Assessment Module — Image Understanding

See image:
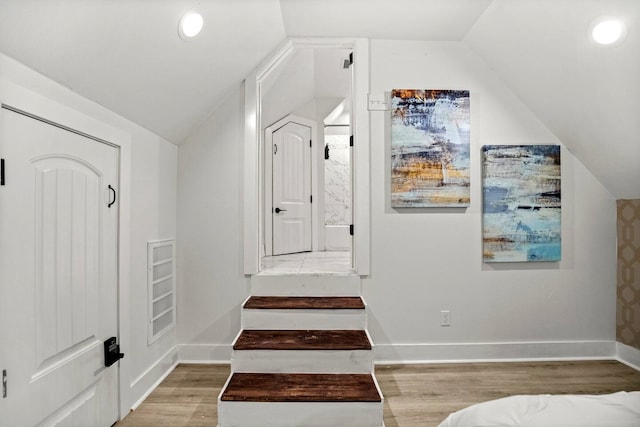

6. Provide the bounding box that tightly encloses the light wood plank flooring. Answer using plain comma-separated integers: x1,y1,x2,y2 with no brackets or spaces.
115,360,640,427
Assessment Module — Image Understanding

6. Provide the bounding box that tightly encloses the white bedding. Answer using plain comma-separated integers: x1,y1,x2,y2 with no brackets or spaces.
438,391,640,427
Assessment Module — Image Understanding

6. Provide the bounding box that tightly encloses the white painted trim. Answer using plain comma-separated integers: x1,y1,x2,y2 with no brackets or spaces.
373,340,616,364
350,38,370,275
256,40,296,82
116,130,133,420
616,342,640,371
243,37,370,275
129,348,179,411
243,75,260,274
178,344,233,363
250,273,362,296
218,401,383,427
242,308,367,330
231,349,373,373
177,341,617,366
244,40,297,273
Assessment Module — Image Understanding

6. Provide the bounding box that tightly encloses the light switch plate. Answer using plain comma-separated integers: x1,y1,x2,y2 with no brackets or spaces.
368,92,389,111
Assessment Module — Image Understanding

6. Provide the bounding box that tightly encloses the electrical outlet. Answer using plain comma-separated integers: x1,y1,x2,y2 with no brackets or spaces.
440,310,451,327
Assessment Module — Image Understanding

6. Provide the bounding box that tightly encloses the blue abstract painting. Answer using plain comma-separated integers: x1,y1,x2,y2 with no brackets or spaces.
482,145,561,262
391,89,470,207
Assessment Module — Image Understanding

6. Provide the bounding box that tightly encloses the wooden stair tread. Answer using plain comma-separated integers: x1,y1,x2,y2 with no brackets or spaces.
220,373,381,402
244,296,365,310
233,329,372,350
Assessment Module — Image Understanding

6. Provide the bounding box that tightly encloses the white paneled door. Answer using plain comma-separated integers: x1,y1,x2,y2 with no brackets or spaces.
272,122,312,255
0,107,120,427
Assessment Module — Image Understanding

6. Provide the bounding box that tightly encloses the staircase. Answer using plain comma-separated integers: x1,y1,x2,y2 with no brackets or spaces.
218,274,384,426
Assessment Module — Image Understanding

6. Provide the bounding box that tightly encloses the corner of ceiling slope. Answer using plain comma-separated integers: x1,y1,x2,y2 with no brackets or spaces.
460,1,639,200
278,0,493,40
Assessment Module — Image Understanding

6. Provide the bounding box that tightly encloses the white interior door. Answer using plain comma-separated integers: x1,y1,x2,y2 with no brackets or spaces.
0,107,120,427
272,122,312,255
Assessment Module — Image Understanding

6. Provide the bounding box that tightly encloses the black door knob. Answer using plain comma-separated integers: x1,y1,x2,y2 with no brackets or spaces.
274,207,287,213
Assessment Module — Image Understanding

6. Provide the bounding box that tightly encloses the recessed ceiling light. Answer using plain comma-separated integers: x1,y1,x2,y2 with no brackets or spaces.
178,11,204,40
590,17,627,46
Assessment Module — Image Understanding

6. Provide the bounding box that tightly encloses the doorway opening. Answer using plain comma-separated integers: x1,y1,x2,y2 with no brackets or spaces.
260,45,353,274
243,38,370,276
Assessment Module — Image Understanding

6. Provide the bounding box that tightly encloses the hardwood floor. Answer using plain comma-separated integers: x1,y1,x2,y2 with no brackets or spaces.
377,360,640,427
115,364,226,427
115,360,640,427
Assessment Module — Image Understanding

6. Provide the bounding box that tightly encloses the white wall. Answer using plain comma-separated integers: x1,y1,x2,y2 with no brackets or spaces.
177,84,250,361
176,39,617,363
126,127,178,407
0,53,178,415
262,48,315,129
365,40,617,361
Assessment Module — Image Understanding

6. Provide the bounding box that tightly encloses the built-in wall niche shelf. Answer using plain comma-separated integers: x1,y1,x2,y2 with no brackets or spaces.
147,239,176,345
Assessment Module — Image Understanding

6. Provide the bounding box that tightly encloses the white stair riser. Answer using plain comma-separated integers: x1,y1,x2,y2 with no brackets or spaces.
251,274,361,296
232,349,374,373
219,273,385,427
218,401,383,427
242,308,366,330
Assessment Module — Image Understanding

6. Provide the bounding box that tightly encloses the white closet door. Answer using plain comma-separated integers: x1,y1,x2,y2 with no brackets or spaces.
0,107,120,427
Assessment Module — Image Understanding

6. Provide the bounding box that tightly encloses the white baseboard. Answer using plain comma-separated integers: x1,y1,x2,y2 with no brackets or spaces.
373,340,617,364
178,343,232,363
129,346,179,411
616,342,640,371
176,340,618,365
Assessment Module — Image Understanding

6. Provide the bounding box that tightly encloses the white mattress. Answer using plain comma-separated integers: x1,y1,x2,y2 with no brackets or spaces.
438,391,640,427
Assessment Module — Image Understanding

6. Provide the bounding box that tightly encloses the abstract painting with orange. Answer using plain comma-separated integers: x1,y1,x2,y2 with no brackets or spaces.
391,89,470,207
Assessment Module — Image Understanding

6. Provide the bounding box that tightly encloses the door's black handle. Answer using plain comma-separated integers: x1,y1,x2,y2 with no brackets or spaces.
274,207,287,214
108,185,116,208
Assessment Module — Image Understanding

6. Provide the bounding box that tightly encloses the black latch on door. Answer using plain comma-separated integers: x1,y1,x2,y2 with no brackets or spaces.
104,337,124,367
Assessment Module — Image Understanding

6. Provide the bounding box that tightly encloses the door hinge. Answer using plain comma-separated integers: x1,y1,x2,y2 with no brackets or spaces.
1,158,5,186
349,224,354,236
309,139,312,148
343,52,354,68
310,195,313,203
349,135,354,147
2,369,7,398
324,144,330,160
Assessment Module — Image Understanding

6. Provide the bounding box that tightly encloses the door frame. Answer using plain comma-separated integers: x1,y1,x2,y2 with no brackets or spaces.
0,83,132,420
264,115,318,256
243,38,371,275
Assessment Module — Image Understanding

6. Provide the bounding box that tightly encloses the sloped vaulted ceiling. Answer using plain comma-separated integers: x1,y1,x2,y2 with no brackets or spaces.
466,0,640,199
0,0,286,143
0,0,637,198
